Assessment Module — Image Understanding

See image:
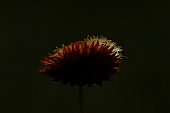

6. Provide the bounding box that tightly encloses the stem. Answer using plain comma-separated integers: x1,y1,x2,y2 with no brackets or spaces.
78,84,83,113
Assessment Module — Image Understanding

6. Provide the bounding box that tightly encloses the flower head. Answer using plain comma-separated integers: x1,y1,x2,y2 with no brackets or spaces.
39,36,123,87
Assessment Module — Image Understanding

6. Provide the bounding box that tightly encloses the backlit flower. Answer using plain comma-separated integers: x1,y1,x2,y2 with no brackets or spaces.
39,36,123,87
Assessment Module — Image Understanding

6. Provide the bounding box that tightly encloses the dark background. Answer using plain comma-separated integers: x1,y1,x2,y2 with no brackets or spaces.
0,0,170,113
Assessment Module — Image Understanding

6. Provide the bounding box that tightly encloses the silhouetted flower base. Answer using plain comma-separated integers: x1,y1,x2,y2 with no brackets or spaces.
39,35,124,113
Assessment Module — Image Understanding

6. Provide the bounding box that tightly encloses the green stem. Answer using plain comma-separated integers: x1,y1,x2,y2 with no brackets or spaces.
78,84,83,113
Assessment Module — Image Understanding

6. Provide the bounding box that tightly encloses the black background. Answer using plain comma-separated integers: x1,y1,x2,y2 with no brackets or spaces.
0,0,170,113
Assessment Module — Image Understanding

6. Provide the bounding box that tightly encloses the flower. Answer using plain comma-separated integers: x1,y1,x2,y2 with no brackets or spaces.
39,36,123,87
